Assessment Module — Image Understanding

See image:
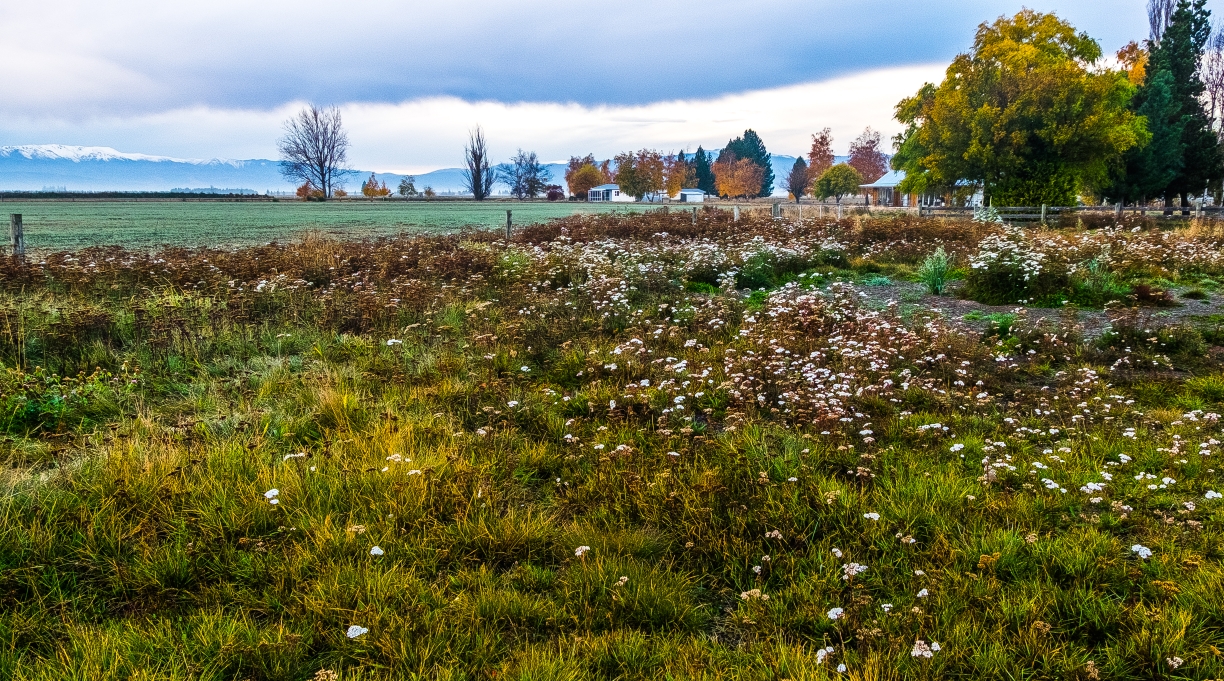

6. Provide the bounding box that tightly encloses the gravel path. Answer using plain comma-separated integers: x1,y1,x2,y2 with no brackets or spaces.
848,280,1224,339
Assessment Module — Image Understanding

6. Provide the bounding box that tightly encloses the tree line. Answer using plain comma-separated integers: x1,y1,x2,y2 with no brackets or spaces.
560,127,889,203
893,1,1224,208
276,111,892,203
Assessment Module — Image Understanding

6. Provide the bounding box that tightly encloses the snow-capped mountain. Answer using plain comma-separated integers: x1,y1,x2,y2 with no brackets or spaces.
0,145,291,193
2,145,204,164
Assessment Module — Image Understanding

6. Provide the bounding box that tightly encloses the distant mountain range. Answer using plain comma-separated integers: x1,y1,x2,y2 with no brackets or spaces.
0,145,841,198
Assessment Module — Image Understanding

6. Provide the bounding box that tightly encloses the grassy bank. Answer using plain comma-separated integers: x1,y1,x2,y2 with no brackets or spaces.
2,213,1224,680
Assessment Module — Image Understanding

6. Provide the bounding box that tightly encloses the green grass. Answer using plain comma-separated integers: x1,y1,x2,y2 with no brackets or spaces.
2,212,1224,680
0,200,654,252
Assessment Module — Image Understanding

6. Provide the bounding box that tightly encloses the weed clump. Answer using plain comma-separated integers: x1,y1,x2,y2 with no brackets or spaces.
916,246,953,295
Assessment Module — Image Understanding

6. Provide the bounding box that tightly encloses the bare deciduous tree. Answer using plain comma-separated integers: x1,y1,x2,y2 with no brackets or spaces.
784,157,809,202
462,127,497,200
278,105,350,199
1149,0,1176,45
1204,24,1224,135
500,149,551,199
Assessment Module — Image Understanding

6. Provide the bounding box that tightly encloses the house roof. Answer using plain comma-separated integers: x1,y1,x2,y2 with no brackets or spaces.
860,170,905,189
591,184,620,191
679,188,706,194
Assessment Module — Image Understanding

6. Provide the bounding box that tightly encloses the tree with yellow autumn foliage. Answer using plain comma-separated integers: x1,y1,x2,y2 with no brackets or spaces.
614,149,666,200
664,153,689,198
712,154,764,199
361,173,390,197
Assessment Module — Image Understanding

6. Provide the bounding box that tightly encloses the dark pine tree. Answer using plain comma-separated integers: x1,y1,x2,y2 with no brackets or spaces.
1149,0,1221,208
693,147,717,196
719,129,773,197
1108,69,1184,204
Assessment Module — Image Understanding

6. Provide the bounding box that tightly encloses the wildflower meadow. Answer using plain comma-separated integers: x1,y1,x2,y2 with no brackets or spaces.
3,211,1224,679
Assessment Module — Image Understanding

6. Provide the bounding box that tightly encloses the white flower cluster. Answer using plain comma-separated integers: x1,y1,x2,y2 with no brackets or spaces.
910,639,941,658
969,227,1049,282
841,562,868,580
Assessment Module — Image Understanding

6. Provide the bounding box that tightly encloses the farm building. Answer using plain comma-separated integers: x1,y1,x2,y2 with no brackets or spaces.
677,189,706,203
860,170,915,207
860,170,982,208
588,184,635,202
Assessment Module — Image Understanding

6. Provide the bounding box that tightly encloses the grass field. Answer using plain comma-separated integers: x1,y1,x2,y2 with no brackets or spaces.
0,200,652,252
3,211,1224,679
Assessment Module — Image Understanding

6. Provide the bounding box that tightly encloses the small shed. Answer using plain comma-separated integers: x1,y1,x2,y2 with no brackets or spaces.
588,184,635,202
678,189,706,203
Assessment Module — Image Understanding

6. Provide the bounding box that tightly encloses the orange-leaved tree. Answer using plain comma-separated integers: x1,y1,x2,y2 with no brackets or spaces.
712,155,764,199
361,173,390,197
566,154,609,199
808,128,835,179
664,153,688,198
296,182,324,200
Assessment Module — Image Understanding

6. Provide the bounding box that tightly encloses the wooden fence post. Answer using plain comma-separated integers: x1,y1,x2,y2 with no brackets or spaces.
9,214,23,258
691,207,697,224
1040,204,1047,224
505,210,512,242
733,205,739,222
1115,202,1122,219
837,203,843,220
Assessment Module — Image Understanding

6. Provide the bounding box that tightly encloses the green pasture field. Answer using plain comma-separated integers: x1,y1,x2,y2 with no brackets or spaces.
0,200,651,252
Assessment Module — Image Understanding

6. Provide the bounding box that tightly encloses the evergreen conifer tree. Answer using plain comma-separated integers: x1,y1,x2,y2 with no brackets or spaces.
693,147,717,196
719,130,773,197
1108,70,1184,203
1148,0,1221,206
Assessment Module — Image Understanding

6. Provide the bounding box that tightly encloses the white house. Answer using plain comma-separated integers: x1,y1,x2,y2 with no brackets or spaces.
588,184,635,202
860,170,983,208
678,189,706,203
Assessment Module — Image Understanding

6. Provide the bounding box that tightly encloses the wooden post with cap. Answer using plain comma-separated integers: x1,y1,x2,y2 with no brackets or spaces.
9,214,23,260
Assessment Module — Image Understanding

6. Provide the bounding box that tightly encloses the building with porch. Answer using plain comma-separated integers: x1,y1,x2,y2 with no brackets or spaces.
860,170,982,208
588,184,635,202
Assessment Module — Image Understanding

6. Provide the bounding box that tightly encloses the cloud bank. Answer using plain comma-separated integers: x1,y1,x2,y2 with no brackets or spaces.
0,64,945,172
0,1,1145,115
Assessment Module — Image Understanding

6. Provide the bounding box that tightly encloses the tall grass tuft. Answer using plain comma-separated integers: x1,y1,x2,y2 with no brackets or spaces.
916,246,953,295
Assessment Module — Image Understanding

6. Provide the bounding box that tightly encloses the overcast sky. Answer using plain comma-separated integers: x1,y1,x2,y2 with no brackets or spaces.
0,1,1152,172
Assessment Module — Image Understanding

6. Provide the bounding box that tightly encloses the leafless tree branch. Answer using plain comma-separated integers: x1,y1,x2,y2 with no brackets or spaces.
1205,23,1224,136
462,127,497,200
1149,0,1176,45
277,105,351,199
